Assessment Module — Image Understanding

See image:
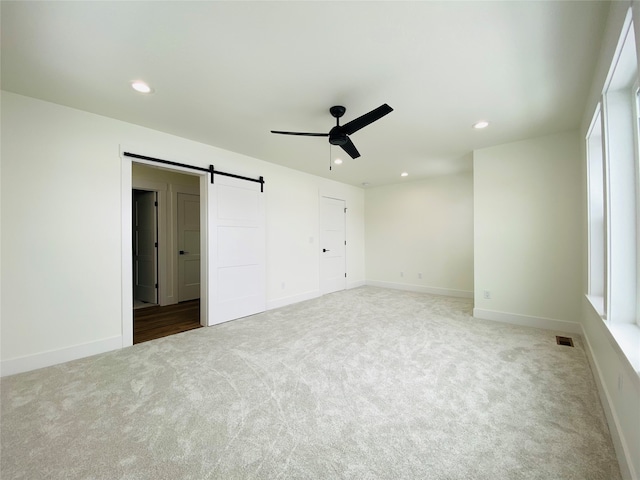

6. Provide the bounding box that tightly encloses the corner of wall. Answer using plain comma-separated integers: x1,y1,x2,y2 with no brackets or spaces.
472,308,583,334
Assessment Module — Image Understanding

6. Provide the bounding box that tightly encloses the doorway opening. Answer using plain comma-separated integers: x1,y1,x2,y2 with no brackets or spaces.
122,150,267,347
133,299,201,344
132,189,158,309
131,162,203,344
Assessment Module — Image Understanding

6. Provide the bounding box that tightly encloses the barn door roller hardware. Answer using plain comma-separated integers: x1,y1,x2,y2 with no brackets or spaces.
123,152,265,192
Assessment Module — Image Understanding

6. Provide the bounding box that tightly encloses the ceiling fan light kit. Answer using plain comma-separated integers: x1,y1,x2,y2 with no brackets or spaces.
271,103,393,159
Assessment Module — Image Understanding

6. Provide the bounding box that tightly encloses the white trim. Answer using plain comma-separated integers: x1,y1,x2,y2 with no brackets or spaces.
366,280,473,299
631,82,640,330
603,7,635,93
266,282,366,311
121,155,133,346
1,336,122,377
319,194,347,295
132,182,169,306
472,303,639,478
607,322,640,374
636,82,640,331
120,147,210,342
586,294,606,317
581,320,638,480
267,290,320,310
347,280,366,290
199,175,209,327
586,104,606,299
472,308,582,334
587,295,640,377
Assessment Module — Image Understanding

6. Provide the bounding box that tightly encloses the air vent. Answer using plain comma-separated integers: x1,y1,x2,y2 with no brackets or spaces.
556,336,574,347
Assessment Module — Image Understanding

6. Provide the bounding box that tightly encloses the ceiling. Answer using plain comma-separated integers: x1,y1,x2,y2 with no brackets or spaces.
1,1,610,187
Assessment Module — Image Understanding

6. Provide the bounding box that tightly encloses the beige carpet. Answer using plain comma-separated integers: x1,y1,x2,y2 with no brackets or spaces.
1,287,621,479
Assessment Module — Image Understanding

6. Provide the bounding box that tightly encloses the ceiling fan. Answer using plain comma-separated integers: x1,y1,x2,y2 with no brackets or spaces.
271,104,393,159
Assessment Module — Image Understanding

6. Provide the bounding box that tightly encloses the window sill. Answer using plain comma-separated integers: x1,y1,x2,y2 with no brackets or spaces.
606,322,640,375
586,294,605,316
586,295,640,375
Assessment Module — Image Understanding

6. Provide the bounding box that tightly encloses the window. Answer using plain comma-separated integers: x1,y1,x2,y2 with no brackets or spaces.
602,9,637,326
586,106,605,309
587,8,640,371
635,86,640,328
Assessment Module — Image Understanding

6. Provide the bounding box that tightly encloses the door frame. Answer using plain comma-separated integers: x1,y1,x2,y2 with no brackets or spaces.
131,179,171,306
132,188,159,305
121,151,209,347
319,193,347,295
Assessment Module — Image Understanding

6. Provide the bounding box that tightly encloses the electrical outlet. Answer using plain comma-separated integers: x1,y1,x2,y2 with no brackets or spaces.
418,272,422,279
400,271,404,278
483,290,491,299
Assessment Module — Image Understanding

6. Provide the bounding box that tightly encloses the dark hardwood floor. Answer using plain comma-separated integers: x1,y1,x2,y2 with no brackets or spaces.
133,299,202,344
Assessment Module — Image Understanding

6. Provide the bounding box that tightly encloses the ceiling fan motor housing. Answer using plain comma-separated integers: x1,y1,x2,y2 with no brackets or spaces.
329,126,348,145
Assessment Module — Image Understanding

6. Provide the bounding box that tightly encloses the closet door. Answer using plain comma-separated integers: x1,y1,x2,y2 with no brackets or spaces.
320,196,346,295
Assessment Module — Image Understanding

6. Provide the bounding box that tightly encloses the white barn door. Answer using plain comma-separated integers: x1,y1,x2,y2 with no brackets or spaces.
207,174,265,326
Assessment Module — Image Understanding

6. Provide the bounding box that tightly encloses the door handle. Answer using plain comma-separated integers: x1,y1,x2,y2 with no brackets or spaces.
179,250,189,255
322,248,330,252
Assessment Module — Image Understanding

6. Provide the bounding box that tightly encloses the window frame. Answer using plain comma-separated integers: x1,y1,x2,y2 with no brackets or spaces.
633,82,640,327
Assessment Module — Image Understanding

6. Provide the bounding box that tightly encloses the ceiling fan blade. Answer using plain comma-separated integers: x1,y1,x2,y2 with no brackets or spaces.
271,130,329,137
340,137,361,159
342,104,393,136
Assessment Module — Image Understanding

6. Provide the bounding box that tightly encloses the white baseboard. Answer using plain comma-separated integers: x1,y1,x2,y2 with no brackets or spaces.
580,324,637,480
366,280,473,298
473,306,636,478
1,335,122,377
267,290,320,310
472,308,582,334
266,281,367,311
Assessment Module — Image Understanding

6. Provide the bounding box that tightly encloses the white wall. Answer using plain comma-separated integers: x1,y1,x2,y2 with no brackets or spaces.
579,2,640,478
364,171,473,297
265,170,366,308
473,131,583,331
132,163,199,188
0,91,365,374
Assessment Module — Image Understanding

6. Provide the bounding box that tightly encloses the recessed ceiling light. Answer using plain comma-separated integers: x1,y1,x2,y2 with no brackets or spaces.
401,172,408,177
131,81,153,94
334,158,343,165
473,120,489,129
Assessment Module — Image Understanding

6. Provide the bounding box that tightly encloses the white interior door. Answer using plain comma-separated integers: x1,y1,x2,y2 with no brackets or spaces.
320,196,346,295
207,175,265,326
133,190,158,304
178,192,200,302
